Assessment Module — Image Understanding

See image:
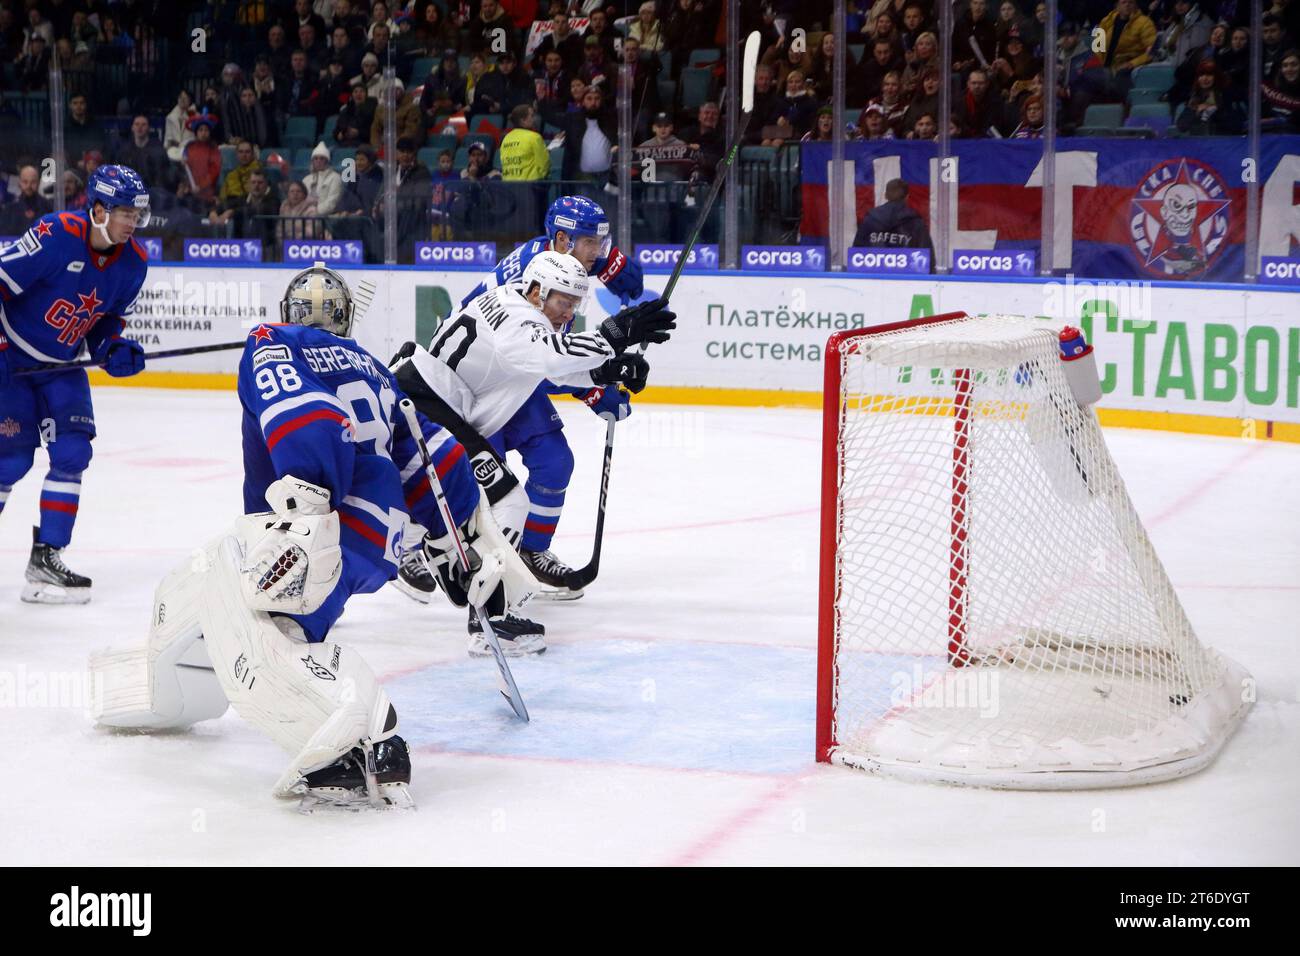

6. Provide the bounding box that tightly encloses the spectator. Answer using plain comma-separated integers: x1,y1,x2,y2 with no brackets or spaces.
227,86,276,149
768,69,820,143
765,35,815,92
534,49,571,125
566,77,590,114
629,1,666,54
115,115,171,190
219,63,247,125
464,53,493,115
334,144,383,237
1160,1,1214,67
262,23,292,78
320,56,353,113
279,48,323,120
475,51,533,118
902,67,940,134
461,142,500,182
500,105,550,181
420,50,468,119
17,33,50,91
619,36,662,134
1265,49,1300,130
584,9,620,61
0,165,51,235
366,1,397,43
335,82,377,147
329,23,363,77
21,7,54,56
532,12,585,73
371,79,425,147
63,170,87,210
870,11,904,55
365,21,405,80
898,4,932,52
298,23,327,72
1010,94,1046,137
560,85,616,184
746,64,783,144
183,116,223,202
278,180,320,240
220,141,264,208
303,142,344,215
578,35,612,92
872,71,909,133
990,35,1042,105
856,37,906,104
413,2,459,57
1069,0,1157,124
664,0,717,71
1217,26,1250,92
995,0,1038,57
852,178,931,261
902,30,941,95
165,90,197,163
679,100,724,181
908,111,938,140
956,69,1007,137
638,113,691,181
287,0,328,42
465,0,519,56
1263,13,1295,80
853,103,896,140
65,94,101,165
953,0,997,75
1178,59,1244,134
1172,20,1227,107
803,105,836,141
252,58,280,120
809,32,839,98
433,150,458,181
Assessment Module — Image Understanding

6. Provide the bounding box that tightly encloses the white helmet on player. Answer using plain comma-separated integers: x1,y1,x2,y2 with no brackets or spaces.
522,250,590,308
280,261,355,337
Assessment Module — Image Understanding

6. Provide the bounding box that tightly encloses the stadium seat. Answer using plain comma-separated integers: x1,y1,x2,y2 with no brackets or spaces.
687,48,721,69
453,146,470,170
1131,63,1175,91
219,144,237,172
740,146,777,164
293,147,316,168
546,147,564,180
1127,102,1173,132
658,50,672,74
657,78,676,109
849,43,865,63
321,115,338,142
283,116,317,148
680,67,713,110
1127,87,1166,106
331,146,357,165
411,57,437,80
1082,103,1123,128
417,147,443,169
427,133,459,153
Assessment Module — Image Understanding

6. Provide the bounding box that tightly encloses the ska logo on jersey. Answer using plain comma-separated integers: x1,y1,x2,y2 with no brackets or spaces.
43,288,105,347
249,325,276,343
1129,158,1231,279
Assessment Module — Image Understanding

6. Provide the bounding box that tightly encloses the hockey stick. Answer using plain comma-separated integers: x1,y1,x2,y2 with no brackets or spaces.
564,30,762,592
15,279,379,377
397,398,529,722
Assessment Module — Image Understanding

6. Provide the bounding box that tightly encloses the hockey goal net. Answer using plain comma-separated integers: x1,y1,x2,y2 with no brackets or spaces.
817,313,1249,789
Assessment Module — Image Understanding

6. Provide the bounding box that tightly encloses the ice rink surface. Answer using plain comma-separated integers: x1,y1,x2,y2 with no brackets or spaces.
1,387,1296,866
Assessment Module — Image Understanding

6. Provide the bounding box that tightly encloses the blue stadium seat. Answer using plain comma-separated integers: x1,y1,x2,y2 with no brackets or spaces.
411,57,437,80
687,49,721,69
1131,63,1175,91
679,67,713,110
331,146,357,165
546,147,563,180
283,116,317,148
427,133,459,153
321,115,338,142
1082,103,1123,128
1127,87,1166,106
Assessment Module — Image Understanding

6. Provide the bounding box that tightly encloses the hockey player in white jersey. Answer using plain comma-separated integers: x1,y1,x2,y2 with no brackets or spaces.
391,251,675,655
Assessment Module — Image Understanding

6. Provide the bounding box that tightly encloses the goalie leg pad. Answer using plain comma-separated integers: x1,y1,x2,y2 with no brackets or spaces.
198,536,400,795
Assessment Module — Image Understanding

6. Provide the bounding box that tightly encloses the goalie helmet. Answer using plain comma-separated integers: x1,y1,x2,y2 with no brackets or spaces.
522,250,591,306
280,261,355,337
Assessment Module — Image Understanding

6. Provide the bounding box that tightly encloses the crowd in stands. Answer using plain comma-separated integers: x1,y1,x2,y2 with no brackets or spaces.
0,1,1294,253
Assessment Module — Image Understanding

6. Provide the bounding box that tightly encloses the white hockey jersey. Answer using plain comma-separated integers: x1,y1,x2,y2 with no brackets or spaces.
404,284,615,438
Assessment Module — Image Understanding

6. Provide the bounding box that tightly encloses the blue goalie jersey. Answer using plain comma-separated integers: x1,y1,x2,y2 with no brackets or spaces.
0,211,148,366
237,323,478,640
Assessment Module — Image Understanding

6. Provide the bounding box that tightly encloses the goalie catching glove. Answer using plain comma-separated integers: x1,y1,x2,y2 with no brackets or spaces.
598,297,676,354
239,475,342,615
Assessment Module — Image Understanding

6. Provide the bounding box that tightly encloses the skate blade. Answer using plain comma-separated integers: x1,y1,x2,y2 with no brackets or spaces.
467,635,547,658
530,585,584,602
21,581,91,605
295,783,415,814
389,576,434,605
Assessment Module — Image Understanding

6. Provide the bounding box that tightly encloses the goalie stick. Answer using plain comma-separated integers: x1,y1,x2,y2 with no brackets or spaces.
15,279,378,376
397,398,530,723
564,30,762,591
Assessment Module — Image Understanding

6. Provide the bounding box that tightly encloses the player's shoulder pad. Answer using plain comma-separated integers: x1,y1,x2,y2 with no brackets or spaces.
128,237,148,262
242,323,298,369
20,212,83,253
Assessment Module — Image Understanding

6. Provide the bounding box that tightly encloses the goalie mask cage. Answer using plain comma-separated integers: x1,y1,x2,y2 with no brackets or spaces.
816,313,1250,789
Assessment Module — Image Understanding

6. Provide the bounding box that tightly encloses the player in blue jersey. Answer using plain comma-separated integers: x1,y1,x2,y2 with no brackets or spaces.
395,195,644,604
0,164,150,603
90,264,536,809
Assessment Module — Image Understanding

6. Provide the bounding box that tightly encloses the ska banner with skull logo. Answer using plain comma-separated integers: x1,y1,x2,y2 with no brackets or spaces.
800,137,1300,281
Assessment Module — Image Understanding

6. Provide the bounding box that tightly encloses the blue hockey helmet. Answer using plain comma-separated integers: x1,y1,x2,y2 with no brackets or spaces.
86,164,151,239
544,195,611,259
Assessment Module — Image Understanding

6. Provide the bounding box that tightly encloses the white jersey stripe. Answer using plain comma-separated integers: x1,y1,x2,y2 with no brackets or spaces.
0,264,24,295
42,480,82,495
527,503,565,518
341,494,391,525
258,391,350,431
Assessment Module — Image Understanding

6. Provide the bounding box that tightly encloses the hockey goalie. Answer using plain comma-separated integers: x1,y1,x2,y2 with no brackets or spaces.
86,263,535,810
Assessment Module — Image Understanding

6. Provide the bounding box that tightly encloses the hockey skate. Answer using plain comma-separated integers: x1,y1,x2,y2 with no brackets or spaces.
391,547,437,604
467,606,547,657
292,736,414,813
21,527,91,605
520,548,584,601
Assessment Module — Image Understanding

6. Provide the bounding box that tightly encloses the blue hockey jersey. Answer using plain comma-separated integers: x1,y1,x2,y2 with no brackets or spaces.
462,236,551,306
237,323,478,587
0,211,148,366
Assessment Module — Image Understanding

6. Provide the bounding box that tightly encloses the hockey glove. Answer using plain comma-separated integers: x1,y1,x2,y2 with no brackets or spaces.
591,353,650,394
95,336,145,378
579,385,632,422
595,247,644,299
598,298,676,354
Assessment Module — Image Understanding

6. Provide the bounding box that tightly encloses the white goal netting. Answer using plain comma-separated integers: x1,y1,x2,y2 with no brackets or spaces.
820,314,1250,788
